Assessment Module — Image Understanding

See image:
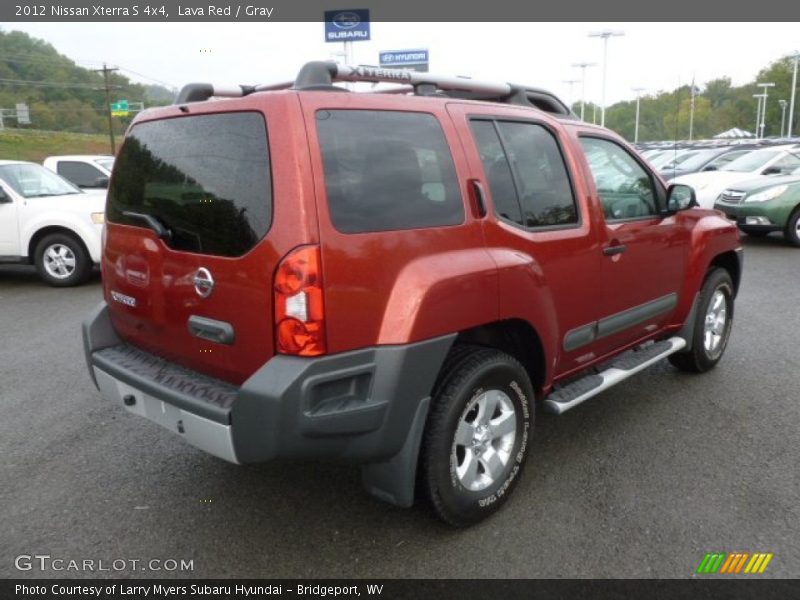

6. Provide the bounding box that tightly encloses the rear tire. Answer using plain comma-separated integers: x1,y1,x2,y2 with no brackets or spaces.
34,233,91,287
420,345,534,527
784,208,800,247
669,268,734,373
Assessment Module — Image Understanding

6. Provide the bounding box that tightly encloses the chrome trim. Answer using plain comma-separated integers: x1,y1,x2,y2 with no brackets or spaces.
193,267,215,298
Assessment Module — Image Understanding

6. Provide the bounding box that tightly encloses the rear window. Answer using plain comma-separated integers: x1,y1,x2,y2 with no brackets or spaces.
107,112,271,257
315,110,464,233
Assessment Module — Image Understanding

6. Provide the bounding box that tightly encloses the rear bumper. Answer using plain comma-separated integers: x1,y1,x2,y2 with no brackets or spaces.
83,302,455,466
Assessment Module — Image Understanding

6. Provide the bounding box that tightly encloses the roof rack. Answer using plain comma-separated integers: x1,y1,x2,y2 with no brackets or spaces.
174,61,576,119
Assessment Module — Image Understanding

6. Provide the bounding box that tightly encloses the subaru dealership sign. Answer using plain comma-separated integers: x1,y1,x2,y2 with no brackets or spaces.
324,9,370,42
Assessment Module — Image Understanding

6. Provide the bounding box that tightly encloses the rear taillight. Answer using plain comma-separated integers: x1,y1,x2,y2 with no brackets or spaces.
274,245,326,356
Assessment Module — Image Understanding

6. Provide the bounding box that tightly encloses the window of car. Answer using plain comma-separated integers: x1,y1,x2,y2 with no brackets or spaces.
95,158,114,171
0,163,81,198
579,137,658,221
56,161,107,188
469,119,578,228
769,153,800,174
705,149,749,169
316,110,464,234
720,149,780,172
107,111,272,258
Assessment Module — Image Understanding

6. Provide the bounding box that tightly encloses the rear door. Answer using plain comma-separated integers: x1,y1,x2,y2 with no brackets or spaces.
103,94,316,385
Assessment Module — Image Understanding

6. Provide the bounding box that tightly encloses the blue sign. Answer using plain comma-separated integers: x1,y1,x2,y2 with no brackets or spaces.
324,9,370,42
379,49,429,68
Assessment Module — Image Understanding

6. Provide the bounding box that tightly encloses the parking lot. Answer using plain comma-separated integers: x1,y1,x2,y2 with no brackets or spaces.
1,235,798,579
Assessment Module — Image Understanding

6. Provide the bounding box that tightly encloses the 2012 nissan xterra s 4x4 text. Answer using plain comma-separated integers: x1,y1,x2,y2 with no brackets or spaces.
83,62,742,526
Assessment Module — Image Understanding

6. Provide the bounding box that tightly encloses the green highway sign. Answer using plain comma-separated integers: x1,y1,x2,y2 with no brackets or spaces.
110,100,129,117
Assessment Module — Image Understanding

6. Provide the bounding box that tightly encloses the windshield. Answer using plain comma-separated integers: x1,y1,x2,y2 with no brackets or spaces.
721,149,780,172
651,150,689,168
95,158,114,171
0,163,81,197
674,149,724,171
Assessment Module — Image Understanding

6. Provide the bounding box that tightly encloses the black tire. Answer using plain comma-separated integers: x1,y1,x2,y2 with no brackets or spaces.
669,268,734,373
34,233,91,287
784,208,800,247
739,226,770,238
420,345,534,527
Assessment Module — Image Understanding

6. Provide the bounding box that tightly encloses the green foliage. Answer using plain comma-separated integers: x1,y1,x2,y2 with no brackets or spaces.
0,29,172,134
0,129,111,162
593,55,799,142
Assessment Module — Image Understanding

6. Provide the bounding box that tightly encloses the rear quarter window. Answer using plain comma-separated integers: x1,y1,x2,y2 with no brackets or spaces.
315,110,464,233
107,112,271,258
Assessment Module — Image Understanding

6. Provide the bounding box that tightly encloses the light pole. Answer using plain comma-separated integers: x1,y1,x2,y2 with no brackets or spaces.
779,99,788,137
589,29,624,127
632,87,645,143
563,79,579,112
571,61,597,121
757,82,775,138
753,93,765,139
788,52,799,138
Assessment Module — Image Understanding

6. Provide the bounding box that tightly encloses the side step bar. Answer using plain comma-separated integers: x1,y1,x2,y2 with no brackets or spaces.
543,337,687,415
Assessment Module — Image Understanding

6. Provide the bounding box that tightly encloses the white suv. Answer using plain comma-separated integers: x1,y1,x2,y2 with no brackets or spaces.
43,155,114,189
0,160,105,286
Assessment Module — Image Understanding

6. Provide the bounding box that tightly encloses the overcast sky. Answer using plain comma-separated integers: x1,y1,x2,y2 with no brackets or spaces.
6,22,799,106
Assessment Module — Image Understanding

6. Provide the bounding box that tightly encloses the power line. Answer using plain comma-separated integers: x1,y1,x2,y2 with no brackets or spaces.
116,65,176,90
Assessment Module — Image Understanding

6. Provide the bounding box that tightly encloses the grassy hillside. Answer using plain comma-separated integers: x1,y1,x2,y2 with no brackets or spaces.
0,128,112,162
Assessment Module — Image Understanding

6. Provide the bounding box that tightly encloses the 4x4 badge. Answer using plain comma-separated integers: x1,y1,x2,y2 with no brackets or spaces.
193,267,215,298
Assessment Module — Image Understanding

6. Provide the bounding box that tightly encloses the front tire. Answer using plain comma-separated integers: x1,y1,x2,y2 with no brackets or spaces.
784,208,800,247
34,233,91,287
669,268,734,373
420,345,534,527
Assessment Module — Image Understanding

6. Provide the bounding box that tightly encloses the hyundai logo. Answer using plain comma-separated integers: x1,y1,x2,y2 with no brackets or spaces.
332,12,360,29
193,267,215,298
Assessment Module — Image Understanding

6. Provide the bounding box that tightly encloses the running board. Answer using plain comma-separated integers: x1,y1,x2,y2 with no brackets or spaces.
543,337,687,415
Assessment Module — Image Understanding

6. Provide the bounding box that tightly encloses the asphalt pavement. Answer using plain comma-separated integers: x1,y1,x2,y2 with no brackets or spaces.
1,235,798,579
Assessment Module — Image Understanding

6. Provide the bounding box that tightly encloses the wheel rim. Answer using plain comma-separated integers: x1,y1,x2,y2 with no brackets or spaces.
703,289,728,356
795,218,800,236
452,389,517,492
43,244,76,279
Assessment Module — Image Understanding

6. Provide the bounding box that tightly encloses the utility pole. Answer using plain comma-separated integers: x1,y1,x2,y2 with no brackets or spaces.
571,62,596,121
589,29,624,127
632,87,645,143
753,94,765,139
757,82,775,139
688,76,697,142
788,52,798,138
95,63,119,154
562,79,579,111
779,99,788,137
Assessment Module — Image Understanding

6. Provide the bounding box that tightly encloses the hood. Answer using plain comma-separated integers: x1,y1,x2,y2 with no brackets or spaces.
24,191,106,215
724,173,800,193
670,170,758,188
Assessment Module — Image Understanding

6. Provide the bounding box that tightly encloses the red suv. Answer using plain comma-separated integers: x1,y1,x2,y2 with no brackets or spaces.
83,62,742,526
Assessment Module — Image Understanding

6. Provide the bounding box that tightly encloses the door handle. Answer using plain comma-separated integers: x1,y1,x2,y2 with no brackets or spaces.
602,244,627,257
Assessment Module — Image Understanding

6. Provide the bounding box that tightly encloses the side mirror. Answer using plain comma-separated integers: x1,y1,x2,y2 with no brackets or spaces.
0,187,11,203
761,166,781,175
666,183,697,212
703,165,718,171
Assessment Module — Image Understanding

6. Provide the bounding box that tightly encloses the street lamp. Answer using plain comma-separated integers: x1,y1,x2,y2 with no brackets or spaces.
756,82,775,138
632,87,646,143
571,61,597,122
779,99,788,137
588,29,624,127
563,79,579,111
788,52,799,138
753,94,765,139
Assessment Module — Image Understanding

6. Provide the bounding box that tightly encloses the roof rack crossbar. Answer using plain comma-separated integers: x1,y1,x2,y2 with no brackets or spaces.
174,83,258,104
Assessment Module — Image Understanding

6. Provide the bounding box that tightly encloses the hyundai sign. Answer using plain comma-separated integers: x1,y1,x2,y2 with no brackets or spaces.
379,49,430,72
324,9,370,42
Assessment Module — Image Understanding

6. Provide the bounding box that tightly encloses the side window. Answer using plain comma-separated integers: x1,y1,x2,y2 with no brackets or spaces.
579,137,658,221
770,154,800,174
316,110,464,234
470,119,578,228
56,161,105,188
469,120,523,225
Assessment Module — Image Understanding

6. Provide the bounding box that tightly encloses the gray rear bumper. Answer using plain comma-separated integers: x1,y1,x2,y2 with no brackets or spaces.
83,302,455,504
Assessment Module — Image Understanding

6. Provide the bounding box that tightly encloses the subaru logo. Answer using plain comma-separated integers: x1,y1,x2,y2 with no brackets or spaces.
193,267,215,298
332,12,360,29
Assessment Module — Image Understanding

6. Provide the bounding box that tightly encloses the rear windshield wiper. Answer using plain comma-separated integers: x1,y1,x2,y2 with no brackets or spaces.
122,211,172,241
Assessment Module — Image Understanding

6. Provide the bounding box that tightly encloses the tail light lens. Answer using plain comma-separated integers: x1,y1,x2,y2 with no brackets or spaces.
274,245,326,356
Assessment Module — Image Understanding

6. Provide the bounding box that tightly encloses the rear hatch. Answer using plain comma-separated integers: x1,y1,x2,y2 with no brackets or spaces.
102,97,313,385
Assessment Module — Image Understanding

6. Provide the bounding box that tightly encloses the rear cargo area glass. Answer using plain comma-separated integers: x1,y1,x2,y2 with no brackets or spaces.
107,112,271,257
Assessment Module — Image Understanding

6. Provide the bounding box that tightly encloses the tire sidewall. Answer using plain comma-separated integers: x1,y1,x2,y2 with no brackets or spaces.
35,234,89,287
785,209,800,247
693,270,734,370
431,358,533,524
